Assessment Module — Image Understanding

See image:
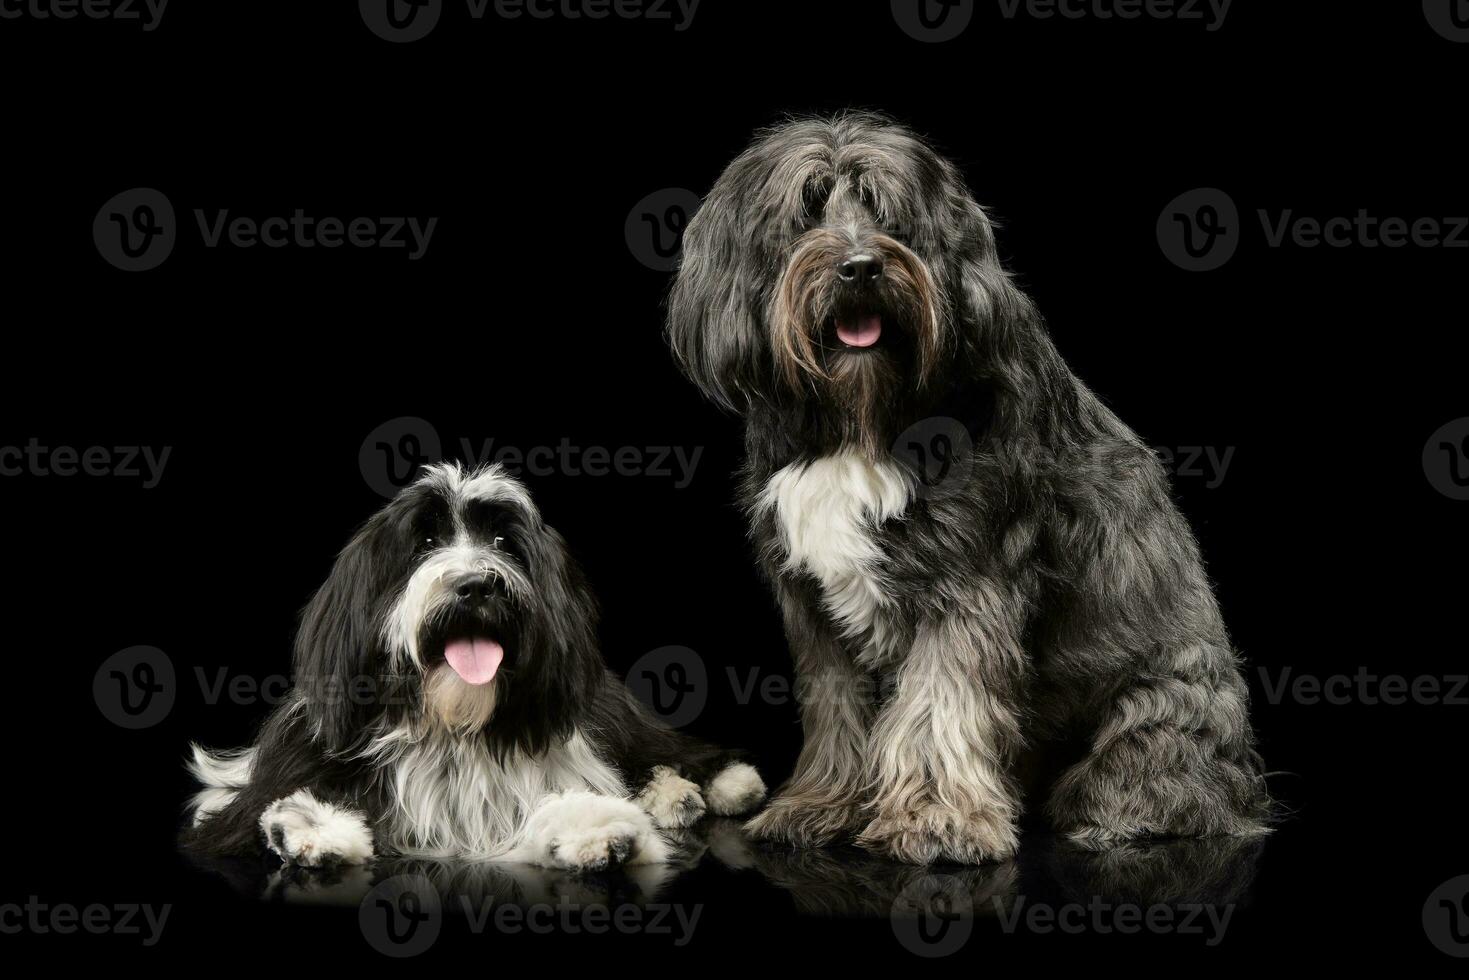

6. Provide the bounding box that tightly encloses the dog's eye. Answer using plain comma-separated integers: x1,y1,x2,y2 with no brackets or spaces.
409,498,452,553
801,176,832,220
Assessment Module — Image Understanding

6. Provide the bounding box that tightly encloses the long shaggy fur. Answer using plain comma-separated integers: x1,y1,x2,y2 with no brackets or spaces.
666,112,1270,863
181,463,763,870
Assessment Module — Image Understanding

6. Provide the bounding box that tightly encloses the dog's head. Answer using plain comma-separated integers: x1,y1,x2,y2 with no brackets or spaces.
668,112,1036,452
293,463,601,756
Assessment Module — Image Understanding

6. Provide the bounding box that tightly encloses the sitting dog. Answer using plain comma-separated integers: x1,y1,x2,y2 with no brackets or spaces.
182,462,765,870
665,112,1270,863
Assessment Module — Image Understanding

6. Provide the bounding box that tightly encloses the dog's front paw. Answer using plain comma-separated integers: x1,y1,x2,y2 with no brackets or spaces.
260,790,374,868
636,766,707,829
743,791,865,847
705,762,767,816
530,791,670,872
856,804,1018,865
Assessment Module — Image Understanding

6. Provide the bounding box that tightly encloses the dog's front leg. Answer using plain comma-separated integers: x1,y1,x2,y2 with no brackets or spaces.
744,578,875,846
514,791,671,871
856,605,1026,864
260,789,375,867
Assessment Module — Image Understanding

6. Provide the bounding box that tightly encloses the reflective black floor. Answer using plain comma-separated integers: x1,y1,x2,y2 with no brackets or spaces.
191,818,1265,921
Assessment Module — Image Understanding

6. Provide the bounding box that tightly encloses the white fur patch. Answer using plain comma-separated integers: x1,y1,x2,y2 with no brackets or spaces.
513,790,669,870
635,765,706,828
260,789,375,867
361,727,632,860
186,744,256,826
422,664,499,734
760,452,913,663
704,762,767,816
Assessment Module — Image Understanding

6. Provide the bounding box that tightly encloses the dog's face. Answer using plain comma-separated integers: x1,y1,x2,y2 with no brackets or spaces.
294,463,601,754
669,113,1028,452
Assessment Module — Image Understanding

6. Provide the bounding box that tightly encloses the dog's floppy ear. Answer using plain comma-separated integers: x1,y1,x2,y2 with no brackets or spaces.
293,519,402,752
491,521,602,757
943,182,1077,440
666,161,773,414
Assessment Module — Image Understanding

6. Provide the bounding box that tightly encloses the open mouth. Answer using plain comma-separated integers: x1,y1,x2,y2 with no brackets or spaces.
441,635,506,686
834,313,883,349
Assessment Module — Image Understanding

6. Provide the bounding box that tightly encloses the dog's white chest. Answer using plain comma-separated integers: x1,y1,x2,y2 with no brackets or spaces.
760,452,913,650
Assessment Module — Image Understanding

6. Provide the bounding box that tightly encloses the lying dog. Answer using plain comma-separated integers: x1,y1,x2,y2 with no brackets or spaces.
182,462,765,870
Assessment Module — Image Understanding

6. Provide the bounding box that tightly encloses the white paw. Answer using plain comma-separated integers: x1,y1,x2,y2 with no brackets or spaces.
260,789,374,868
704,763,767,816
635,765,707,828
525,791,669,872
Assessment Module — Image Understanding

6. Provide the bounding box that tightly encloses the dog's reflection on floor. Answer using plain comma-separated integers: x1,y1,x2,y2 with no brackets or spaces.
1039,833,1266,910
704,818,1020,918
200,819,1264,918
705,819,1263,918
251,830,701,910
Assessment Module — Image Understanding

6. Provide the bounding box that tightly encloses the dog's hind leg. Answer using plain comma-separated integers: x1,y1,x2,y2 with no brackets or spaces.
1046,645,1272,847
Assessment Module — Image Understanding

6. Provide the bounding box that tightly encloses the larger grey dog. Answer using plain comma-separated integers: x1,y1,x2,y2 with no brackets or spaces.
665,113,1270,864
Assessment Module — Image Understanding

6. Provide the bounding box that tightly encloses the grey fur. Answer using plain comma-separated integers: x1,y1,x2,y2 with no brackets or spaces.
666,112,1270,863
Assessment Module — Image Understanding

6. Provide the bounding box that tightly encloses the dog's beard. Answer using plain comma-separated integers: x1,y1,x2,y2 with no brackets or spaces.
772,229,945,456
422,665,499,736
385,540,524,738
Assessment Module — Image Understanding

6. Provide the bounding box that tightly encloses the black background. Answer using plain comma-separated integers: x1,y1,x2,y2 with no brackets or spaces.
1,0,1464,967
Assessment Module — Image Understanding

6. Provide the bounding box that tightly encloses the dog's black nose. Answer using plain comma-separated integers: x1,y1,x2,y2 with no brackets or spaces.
837,253,883,285
451,574,497,605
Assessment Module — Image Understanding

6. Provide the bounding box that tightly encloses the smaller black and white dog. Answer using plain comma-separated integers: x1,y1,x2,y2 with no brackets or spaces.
183,463,765,870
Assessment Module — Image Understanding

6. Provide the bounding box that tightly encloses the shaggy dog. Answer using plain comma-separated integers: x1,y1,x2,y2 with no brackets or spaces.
665,112,1270,864
182,463,765,870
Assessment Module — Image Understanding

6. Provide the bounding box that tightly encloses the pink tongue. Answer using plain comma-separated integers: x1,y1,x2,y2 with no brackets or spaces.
836,314,882,348
443,637,504,686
